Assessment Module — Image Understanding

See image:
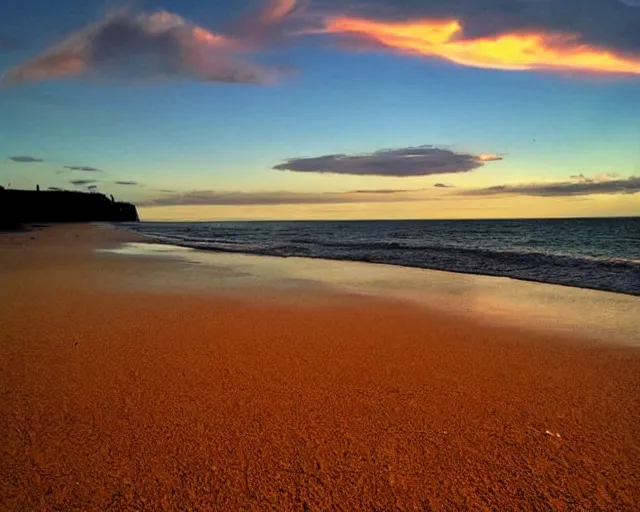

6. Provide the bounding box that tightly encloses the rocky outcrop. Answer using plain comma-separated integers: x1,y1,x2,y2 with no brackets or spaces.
0,189,139,229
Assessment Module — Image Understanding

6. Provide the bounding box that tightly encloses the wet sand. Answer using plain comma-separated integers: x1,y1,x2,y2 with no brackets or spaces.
1,224,639,511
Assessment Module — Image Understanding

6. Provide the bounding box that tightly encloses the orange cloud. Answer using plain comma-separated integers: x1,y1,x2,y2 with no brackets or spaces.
323,16,640,75
477,153,503,162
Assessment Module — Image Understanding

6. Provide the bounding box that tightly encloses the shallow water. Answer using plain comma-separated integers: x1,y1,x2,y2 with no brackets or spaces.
101,241,640,347
123,218,640,296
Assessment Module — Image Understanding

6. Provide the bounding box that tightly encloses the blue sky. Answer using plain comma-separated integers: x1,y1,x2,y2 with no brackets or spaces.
1,0,639,219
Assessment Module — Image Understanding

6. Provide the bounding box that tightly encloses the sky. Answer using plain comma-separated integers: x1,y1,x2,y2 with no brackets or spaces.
0,0,639,220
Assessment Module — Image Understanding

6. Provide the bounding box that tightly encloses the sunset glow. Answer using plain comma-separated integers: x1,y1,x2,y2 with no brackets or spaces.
477,154,502,162
324,16,640,75
2,0,639,221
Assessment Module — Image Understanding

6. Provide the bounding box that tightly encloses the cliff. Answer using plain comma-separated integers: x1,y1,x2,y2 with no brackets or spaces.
0,189,139,229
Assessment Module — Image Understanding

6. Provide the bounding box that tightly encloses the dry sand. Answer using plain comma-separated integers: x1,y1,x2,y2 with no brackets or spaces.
1,224,639,511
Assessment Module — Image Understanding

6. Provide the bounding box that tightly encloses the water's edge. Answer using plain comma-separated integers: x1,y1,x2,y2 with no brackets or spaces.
119,225,640,298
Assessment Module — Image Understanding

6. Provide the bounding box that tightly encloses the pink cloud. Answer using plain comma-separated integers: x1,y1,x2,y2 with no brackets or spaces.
1,2,298,86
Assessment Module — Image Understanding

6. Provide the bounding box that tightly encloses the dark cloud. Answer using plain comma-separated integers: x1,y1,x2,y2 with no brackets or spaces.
65,165,102,172
273,146,502,177
464,176,640,197
139,188,430,207
47,187,63,191
70,179,98,186
318,0,640,55
9,156,43,163
114,180,140,186
1,4,291,87
87,185,98,190
434,183,453,188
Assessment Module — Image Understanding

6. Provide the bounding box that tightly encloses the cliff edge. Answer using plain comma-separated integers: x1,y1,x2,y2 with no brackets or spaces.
0,189,139,229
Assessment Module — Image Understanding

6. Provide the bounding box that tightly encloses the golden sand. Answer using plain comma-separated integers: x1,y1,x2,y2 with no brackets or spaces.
1,224,639,510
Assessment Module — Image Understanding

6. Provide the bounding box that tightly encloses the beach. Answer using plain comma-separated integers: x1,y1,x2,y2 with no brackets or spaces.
1,224,639,511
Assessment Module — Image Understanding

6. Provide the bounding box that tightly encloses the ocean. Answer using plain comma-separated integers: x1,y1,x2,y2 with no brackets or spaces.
125,217,640,296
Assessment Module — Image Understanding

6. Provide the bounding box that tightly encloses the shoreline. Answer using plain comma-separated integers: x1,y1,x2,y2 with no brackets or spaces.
121,218,640,297
123,229,640,298
1,223,639,510
107,227,640,347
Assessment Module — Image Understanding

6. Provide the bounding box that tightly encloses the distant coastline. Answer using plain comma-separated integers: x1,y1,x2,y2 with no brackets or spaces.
0,188,139,229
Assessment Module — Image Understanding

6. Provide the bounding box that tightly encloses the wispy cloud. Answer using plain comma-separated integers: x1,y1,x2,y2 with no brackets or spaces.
349,188,426,194
1,1,296,87
64,165,102,172
570,172,620,182
70,179,98,186
463,175,640,197
257,0,299,25
9,156,43,163
114,180,140,186
311,0,640,75
273,146,503,177
234,0,300,43
139,188,431,207
434,183,453,188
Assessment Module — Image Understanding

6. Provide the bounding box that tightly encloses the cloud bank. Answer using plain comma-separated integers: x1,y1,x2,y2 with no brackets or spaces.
273,146,503,177
138,175,640,209
114,180,140,186
4,0,638,84
9,156,43,163
139,188,429,207
314,0,640,75
1,1,296,87
464,175,640,197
